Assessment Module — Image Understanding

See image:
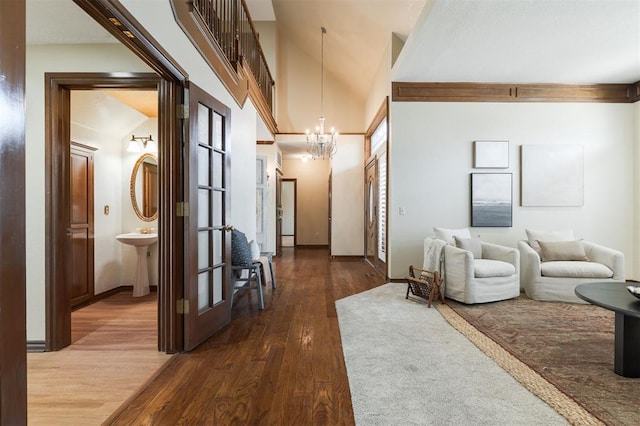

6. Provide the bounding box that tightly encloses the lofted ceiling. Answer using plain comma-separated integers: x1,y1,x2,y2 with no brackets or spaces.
26,0,640,140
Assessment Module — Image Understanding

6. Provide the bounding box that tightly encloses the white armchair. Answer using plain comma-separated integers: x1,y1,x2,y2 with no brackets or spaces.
443,239,520,304
519,235,625,303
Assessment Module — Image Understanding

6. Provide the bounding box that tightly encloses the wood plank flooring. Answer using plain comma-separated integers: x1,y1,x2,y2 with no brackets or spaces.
27,292,172,425
107,248,386,425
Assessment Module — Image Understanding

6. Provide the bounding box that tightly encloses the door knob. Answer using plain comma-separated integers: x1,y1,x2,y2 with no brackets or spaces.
221,225,234,232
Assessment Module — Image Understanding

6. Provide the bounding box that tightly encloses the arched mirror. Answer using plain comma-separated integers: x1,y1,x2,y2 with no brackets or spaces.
130,153,158,221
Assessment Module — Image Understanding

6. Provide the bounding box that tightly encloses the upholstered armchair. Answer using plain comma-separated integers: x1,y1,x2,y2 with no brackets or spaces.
437,230,520,304
518,229,625,303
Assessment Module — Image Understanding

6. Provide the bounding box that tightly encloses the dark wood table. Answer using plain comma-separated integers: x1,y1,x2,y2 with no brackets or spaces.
575,282,640,378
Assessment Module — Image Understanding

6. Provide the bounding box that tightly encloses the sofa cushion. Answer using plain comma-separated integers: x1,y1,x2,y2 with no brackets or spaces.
434,227,471,245
538,240,589,262
455,236,482,259
525,228,574,254
541,261,613,279
474,259,516,278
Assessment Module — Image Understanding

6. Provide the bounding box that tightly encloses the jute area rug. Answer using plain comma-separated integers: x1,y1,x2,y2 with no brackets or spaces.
443,294,640,426
336,283,569,425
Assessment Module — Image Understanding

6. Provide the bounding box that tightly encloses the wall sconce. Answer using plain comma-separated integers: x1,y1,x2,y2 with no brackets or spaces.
127,134,157,153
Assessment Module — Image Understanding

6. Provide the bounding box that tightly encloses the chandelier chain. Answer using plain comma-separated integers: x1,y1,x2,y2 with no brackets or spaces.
305,26,338,160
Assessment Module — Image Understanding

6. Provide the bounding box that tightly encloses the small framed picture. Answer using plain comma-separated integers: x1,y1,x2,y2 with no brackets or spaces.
473,141,509,168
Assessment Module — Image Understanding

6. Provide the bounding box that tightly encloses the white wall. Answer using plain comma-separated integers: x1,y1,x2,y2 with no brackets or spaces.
26,44,154,341
331,134,365,256
275,27,364,133
256,144,278,253
281,181,295,235
120,119,159,289
388,101,637,280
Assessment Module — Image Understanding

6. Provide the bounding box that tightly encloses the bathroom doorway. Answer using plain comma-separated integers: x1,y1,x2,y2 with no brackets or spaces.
45,73,165,351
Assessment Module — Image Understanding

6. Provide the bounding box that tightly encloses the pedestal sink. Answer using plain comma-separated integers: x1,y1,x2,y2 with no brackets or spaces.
116,233,158,297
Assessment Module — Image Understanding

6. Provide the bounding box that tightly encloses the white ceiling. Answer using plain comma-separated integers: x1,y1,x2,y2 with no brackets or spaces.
393,0,640,84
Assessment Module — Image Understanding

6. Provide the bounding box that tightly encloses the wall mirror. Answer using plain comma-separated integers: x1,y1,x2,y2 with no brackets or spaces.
130,153,158,222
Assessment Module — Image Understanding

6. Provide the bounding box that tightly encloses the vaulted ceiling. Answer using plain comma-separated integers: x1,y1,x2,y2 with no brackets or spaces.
27,0,640,112
249,0,639,101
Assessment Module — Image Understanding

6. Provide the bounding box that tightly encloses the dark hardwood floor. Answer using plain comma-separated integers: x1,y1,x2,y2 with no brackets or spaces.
106,247,386,425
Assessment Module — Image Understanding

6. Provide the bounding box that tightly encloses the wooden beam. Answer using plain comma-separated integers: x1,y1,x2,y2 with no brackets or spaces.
392,82,637,103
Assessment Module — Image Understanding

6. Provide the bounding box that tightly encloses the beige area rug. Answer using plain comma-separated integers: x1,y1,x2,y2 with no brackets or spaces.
336,283,572,425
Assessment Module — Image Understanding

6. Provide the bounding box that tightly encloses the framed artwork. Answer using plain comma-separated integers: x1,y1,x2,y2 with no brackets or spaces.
471,173,512,227
521,144,584,206
473,140,509,168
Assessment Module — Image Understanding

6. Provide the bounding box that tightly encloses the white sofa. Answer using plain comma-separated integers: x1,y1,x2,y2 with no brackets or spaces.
518,229,625,303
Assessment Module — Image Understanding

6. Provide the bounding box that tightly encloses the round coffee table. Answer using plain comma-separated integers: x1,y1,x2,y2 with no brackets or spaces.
575,282,640,378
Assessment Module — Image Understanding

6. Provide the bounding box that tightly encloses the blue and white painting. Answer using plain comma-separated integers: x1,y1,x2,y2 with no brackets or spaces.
471,173,512,227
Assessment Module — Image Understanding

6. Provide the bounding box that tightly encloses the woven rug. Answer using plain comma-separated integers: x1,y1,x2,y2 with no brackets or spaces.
440,296,640,426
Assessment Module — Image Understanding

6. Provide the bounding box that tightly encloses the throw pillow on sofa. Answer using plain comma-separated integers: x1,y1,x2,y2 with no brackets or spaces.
538,240,589,262
434,227,471,245
525,228,574,254
454,236,483,259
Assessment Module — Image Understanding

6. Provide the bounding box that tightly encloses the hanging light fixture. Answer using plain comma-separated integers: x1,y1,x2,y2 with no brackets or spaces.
127,134,157,153
306,26,338,160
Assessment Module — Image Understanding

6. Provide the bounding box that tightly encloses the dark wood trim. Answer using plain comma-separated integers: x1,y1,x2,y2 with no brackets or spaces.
364,97,389,161
631,81,640,103
244,59,278,135
73,0,187,83
330,255,365,261
169,0,277,135
295,245,330,249
392,82,637,103
70,284,157,312
27,341,46,353
277,132,366,136
257,140,275,145
0,0,27,422
44,73,184,354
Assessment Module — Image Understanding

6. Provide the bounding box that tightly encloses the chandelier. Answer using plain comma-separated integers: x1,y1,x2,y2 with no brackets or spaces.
306,26,338,160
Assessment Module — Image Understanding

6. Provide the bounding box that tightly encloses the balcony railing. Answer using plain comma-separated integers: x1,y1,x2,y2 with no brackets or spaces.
191,0,275,113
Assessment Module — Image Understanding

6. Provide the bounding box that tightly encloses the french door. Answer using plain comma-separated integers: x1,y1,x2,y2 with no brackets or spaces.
184,82,232,351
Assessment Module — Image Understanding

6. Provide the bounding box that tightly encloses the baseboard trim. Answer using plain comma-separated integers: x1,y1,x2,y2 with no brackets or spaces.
27,340,46,353
331,255,364,261
72,285,158,312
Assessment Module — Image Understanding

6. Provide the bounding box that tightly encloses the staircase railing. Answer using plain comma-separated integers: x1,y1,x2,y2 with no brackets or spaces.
191,0,274,112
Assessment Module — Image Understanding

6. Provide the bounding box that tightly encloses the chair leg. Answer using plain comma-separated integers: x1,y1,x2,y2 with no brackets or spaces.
255,265,264,310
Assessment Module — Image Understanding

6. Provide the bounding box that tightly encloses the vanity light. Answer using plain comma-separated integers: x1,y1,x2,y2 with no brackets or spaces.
128,134,157,153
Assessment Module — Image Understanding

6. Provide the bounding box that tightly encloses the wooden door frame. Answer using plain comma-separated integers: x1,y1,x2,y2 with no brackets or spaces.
44,1,189,355
45,73,167,351
0,0,27,422
282,178,297,247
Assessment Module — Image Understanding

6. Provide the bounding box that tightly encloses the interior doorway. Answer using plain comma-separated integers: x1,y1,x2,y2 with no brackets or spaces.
45,73,164,351
281,179,297,247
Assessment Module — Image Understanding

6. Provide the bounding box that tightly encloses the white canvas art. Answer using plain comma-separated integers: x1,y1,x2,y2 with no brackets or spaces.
474,141,509,168
521,144,584,206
